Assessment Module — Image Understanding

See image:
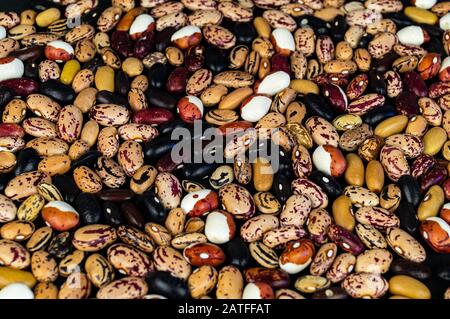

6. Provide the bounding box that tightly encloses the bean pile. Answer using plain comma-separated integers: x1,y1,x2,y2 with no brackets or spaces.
0,0,450,300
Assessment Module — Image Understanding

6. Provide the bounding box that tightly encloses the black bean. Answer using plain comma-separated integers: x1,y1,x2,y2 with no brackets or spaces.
52,174,80,204
234,22,256,45
74,192,103,225
363,104,397,127
146,271,189,299
224,236,250,269
155,27,176,52
309,171,342,201
71,150,102,170
14,147,40,176
303,93,335,122
146,87,177,110
395,201,420,234
102,201,125,227
136,191,167,224
390,259,432,281
205,46,228,73
39,80,75,104
398,175,422,207
120,201,146,229
96,90,128,106
114,70,130,96
271,172,293,204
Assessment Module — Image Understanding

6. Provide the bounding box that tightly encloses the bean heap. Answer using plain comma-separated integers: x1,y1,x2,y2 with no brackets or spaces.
0,0,450,300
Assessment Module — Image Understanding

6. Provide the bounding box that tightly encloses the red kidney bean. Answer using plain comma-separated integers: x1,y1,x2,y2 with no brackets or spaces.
323,83,347,113
166,67,190,94
0,78,39,96
0,123,24,138
403,71,428,98
271,54,290,73
133,108,174,126
134,29,155,60
395,91,419,116
184,46,204,72
111,31,133,58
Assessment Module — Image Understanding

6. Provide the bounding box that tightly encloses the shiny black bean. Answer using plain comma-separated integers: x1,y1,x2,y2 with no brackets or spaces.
96,90,128,106
427,251,450,270
395,201,419,234
136,190,167,224
52,174,80,204
39,80,75,104
180,163,219,183
148,63,172,89
146,87,177,110
224,236,250,269
205,46,228,73
331,15,347,42
0,173,12,193
102,201,125,227
397,175,421,207
271,172,293,204
24,60,39,79
115,70,130,96
368,70,386,96
0,87,13,109
363,104,397,127
309,171,342,200
146,271,189,299
14,147,40,176
74,192,103,225
71,150,102,170
143,133,178,163
390,259,432,281
303,93,335,122
155,27,176,52
358,34,373,48
120,201,146,229
234,22,256,45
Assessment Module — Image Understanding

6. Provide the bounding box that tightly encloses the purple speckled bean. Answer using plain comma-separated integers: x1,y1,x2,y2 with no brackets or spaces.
420,164,448,192
327,224,365,255
411,154,436,179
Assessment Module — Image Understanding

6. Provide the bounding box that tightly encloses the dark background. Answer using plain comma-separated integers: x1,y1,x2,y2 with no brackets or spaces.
0,0,33,12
